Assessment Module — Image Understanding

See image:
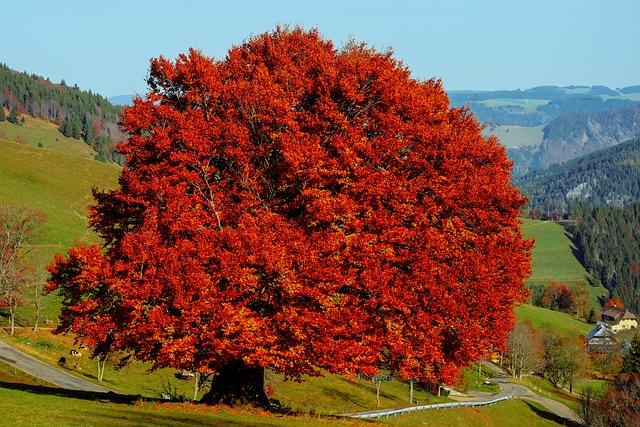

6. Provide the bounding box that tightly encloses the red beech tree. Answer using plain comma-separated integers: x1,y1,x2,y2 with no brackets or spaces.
47,28,531,404
604,298,624,309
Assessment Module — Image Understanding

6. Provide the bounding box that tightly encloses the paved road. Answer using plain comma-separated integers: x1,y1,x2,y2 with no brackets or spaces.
342,373,582,424
0,339,114,393
480,360,581,423
493,377,582,424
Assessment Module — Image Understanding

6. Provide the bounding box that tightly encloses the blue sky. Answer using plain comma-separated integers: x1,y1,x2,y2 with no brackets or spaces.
2,0,638,97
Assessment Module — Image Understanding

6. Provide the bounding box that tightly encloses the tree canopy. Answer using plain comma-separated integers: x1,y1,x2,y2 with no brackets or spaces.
47,28,531,403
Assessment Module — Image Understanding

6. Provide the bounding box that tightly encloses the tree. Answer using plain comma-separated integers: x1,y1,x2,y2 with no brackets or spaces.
621,333,640,374
595,374,640,427
579,385,603,427
47,28,531,405
0,206,42,335
570,283,590,319
0,107,6,122
507,320,544,379
541,282,574,312
604,298,624,310
8,106,18,124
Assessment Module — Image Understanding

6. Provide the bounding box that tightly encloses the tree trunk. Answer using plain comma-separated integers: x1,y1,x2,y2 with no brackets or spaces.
193,372,200,401
9,296,16,336
409,379,414,404
375,379,381,407
201,360,268,406
97,354,107,382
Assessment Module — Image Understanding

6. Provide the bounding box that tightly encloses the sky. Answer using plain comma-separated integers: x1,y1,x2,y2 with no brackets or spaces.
2,0,639,97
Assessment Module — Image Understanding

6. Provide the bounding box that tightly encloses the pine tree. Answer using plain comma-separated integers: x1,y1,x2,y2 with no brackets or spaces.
621,333,640,374
8,106,18,124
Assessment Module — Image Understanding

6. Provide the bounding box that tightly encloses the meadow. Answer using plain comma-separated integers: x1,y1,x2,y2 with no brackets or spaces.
484,124,545,148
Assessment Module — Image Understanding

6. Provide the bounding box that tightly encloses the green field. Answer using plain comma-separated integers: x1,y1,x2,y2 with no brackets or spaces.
515,304,592,338
483,125,545,148
522,219,587,283
1,328,446,415
477,98,549,111
0,134,120,323
0,115,96,158
522,218,607,307
0,361,566,427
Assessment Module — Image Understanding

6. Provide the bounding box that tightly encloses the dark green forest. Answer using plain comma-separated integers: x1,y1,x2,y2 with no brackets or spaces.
516,138,640,217
0,63,124,163
569,202,640,313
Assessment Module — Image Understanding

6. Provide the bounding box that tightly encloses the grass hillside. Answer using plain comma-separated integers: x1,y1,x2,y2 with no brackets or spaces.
0,136,119,323
0,382,566,427
0,136,119,247
521,218,607,307
515,305,591,338
484,124,545,148
0,115,96,158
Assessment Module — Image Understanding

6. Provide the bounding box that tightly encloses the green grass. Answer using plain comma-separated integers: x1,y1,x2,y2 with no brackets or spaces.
0,115,96,159
574,379,606,394
484,125,545,148
1,328,446,414
0,384,364,427
0,137,120,323
515,305,591,338
1,329,197,399
516,375,581,415
0,365,566,427
269,372,447,415
382,399,564,426
522,219,587,283
522,219,607,308
459,365,500,393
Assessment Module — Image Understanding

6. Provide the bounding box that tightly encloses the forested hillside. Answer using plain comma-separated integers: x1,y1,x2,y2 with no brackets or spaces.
516,138,640,217
570,202,640,313
508,105,640,175
449,85,640,127
0,64,124,162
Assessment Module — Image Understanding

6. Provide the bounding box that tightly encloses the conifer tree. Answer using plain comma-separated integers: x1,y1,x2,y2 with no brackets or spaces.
8,106,18,124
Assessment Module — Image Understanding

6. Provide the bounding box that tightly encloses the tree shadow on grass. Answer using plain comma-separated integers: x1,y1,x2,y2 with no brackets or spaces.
0,379,296,418
521,400,582,427
0,379,144,403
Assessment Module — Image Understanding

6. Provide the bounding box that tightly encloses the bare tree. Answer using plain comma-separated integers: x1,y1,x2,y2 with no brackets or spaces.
30,263,48,332
507,320,544,379
0,206,42,335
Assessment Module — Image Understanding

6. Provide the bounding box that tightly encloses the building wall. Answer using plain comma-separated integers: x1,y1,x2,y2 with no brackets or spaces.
611,319,638,332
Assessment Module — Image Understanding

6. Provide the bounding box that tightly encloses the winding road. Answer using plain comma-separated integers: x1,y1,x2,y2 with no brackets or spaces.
0,339,114,393
342,362,582,425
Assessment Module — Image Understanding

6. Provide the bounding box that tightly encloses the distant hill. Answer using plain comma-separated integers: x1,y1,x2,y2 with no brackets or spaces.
449,85,640,127
0,64,124,163
509,106,640,176
516,137,640,216
108,94,134,106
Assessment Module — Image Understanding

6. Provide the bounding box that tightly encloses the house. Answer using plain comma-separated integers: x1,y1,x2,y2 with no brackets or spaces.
585,323,619,353
601,307,638,332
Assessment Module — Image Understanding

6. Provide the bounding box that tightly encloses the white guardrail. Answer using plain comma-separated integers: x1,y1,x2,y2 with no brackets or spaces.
341,395,513,419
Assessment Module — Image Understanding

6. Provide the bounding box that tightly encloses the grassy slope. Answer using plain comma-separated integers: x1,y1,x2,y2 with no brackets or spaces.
484,125,546,148
522,218,607,307
384,399,563,426
0,116,96,159
0,365,565,427
1,328,447,415
515,305,591,338
0,137,120,322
